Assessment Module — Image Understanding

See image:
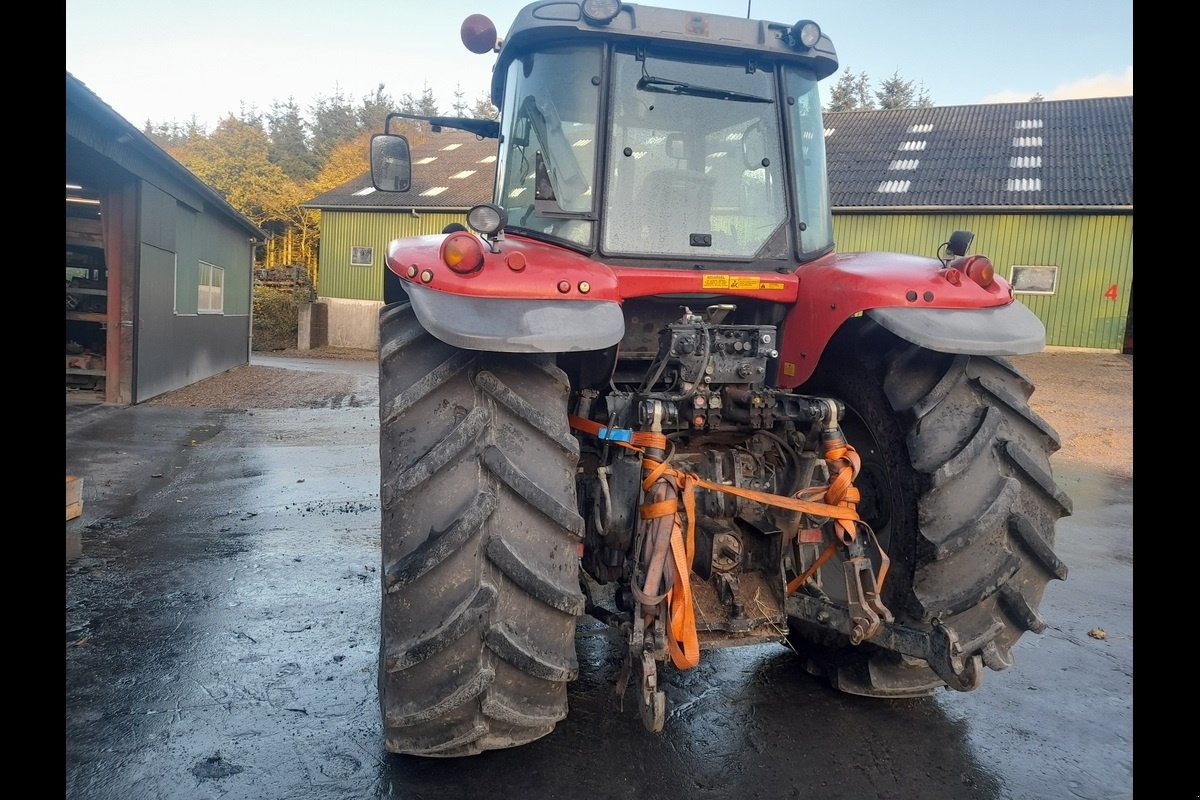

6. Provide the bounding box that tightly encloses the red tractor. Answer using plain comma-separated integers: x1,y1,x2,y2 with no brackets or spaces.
369,0,1070,757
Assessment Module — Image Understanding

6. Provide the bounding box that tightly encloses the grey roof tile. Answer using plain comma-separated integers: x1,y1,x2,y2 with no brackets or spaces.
824,96,1132,208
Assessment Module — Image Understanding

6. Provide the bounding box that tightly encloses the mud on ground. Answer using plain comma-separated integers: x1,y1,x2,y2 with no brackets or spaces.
147,346,1132,478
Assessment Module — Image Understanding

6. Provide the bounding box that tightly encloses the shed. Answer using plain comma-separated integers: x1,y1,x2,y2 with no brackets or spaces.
66,72,264,405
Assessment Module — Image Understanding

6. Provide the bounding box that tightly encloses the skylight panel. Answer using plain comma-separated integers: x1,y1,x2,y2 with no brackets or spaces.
876,180,911,193
1005,178,1043,192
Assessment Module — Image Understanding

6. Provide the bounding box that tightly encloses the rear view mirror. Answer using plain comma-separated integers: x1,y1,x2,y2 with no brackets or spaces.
371,134,411,192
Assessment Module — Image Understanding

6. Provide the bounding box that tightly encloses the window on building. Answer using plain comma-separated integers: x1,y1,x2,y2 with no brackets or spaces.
1010,265,1058,295
198,261,225,313
351,246,374,266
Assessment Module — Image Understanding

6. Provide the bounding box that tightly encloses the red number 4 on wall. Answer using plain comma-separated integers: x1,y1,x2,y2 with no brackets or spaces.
1104,284,1119,301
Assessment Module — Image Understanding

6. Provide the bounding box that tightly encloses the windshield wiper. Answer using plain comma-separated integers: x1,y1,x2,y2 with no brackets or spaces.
636,75,773,104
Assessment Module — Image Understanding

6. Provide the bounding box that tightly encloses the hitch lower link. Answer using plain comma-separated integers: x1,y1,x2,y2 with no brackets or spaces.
786,592,995,691
616,613,667,733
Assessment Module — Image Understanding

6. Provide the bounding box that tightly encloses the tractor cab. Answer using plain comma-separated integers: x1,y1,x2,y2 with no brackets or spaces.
372,1,839,269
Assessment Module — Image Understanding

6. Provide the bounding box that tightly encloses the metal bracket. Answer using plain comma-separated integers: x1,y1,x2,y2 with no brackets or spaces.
638,650,666,732
842,555,893,644
786,593,995,692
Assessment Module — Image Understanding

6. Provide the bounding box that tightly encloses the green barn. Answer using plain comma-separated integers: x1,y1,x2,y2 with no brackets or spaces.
825,96,1133,352
304,97,1132,352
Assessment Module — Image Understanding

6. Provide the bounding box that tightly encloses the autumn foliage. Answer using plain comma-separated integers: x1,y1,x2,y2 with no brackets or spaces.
143,83,498,285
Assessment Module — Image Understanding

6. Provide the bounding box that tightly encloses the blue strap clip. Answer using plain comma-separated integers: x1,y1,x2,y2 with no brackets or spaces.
597,426,632,443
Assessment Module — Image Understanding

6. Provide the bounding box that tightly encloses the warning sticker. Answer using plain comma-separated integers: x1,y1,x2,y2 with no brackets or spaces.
700,275,786,291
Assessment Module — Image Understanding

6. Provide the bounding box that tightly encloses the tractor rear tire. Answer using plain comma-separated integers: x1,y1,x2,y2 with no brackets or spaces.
787,317,1071,697
377,302,584,756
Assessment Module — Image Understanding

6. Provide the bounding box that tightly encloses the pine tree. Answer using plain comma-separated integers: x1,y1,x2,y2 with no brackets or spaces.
359,83,394,134
825,67,873,112
451,83,468,117
267,98,318,182
310,86,359,161
470,89,499,121
875,70,917,110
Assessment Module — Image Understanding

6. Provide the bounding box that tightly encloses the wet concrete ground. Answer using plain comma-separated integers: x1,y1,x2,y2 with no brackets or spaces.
65,355,1133,800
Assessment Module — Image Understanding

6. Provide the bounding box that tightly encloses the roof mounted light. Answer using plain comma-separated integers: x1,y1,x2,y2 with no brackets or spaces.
467,203,508,236
582,0,621,25
789,19,821,50
461,14,498,54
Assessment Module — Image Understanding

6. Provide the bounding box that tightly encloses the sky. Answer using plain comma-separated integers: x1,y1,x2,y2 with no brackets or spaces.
65,0,1133,132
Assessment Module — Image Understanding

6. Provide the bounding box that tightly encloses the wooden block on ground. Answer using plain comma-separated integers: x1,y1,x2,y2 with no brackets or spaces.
67,475,83,521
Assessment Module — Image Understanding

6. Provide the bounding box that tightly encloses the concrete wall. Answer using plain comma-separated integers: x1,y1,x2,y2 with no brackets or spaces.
322,297,383,349
297,302,329,350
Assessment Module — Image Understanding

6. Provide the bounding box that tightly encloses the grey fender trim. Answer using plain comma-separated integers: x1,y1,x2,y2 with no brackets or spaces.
865,302,1046,356
406,282,626,353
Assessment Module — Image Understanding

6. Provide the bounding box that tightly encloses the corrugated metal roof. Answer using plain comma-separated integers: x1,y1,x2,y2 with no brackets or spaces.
302,129,497,211
824,96,1132,209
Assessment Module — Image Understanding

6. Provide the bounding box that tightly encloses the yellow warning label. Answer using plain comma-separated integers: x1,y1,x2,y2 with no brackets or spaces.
783,362,796,377
700,275,786,291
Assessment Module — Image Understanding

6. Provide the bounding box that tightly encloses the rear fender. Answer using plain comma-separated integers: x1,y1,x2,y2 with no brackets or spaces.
777,251,1044,388
386,234,625,353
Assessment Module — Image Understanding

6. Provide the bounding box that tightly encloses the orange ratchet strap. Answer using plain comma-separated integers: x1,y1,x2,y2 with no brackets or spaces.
570,417,875,671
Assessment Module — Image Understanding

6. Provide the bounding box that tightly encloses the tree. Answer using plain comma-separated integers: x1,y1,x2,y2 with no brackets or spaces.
470,89,499,120
359,83,395,134
267,97,319,182
451,83,469,117
311,130,374,196
237,102,264,130
825,67,873,112
143,116,207,148
824,68,933,112
310,86,360,161
416,82,440,116
166,116,298,228
1029,93,1046,103
876,70,921,110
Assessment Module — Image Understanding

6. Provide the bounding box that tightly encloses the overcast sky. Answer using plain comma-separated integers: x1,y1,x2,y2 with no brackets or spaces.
65,0,1133,131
